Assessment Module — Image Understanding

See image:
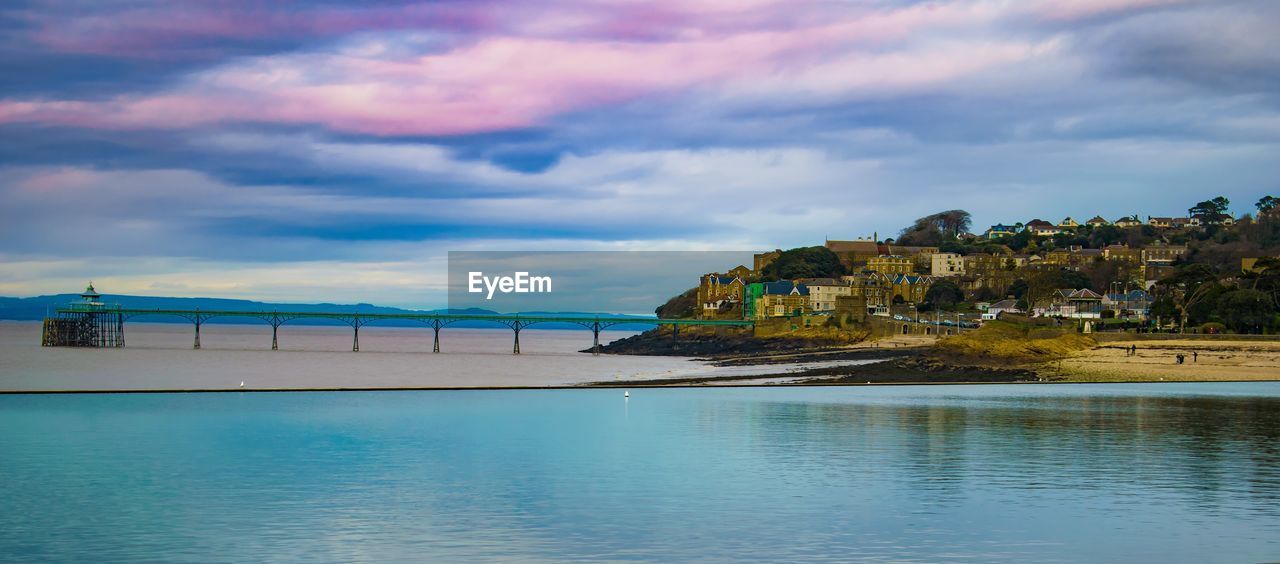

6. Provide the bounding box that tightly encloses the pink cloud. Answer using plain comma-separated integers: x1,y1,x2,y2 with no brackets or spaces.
0,0,1171,136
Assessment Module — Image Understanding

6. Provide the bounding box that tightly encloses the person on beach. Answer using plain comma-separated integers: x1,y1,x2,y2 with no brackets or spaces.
1176,354,1184,364
1193,351,1198,363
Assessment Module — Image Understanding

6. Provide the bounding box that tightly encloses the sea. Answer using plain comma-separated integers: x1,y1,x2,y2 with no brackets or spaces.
1,322,1278,561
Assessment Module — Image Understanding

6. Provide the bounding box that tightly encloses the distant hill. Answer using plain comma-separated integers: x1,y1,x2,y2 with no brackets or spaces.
0,294,658,330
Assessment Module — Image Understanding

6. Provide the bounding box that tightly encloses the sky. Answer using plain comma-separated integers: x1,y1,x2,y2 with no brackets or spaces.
0,0,1277,307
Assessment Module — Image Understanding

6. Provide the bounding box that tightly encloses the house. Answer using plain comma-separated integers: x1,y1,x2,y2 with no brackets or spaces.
804,278,850,312
1058,217,1080,229
748,281,810,319
889,246,940,272
1142,264,1175,290
1046,288,1105,319
931,252,965,277
867,255,915,276
1171,217,1192,229
982,299,1022,320
1141,244,1187,266
963,253,1013,275
1103,244,1142,263
1043,248,1089,267
985,224,1019,238
1086,216,1109,227
1148,216,1175,228
1103,290,1152,319
1191,213,1235,227
1025,219,1060,236
697,274,746,319
825,239,889,268
1114,215,1142,228
884,273,933,304
842,273,891,310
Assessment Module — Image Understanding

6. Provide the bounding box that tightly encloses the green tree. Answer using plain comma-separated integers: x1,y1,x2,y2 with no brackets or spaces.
1257,195,1278,215
1008,279,1029,300
1189,196,1231,222
1150,297,1178,325
760,246,846,280
655,287,698,319
921,279,965,312
897,210,972,246
1215,289,1276,333
1057,270,1091,290
1153,264,1221,332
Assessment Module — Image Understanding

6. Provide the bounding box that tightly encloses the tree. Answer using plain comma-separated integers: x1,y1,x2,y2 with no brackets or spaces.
760,246,846,280
1008,279,1029,300
921,279,964,312
1082,259,1135,294
1055,270,1091,290
1153,264,1220,332
1257,195,1278,215
1216,289,1275,333
1149,297,1178,326
1249,257,1280,303
1189,196,1231,222
655,287,697,319
1020,269,1061,313
897,210,972,246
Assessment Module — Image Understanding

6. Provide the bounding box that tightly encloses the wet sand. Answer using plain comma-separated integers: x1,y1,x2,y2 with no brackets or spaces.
1060,339,1280,381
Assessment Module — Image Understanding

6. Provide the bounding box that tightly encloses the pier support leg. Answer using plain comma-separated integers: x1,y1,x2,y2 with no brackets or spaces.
513,326,521,355
272,324,279,350
672,324,679,352
352,325,360,352
592,325,600,355
433,326,441,353
193,320,201,349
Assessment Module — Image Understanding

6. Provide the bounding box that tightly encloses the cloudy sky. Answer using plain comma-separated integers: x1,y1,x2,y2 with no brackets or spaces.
1,0,1277,307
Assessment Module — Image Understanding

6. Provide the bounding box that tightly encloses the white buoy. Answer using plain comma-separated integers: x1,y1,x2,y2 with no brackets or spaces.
624,390,629,398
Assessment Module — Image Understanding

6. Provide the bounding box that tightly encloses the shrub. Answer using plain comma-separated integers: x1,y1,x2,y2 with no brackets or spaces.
1200,322,1226,334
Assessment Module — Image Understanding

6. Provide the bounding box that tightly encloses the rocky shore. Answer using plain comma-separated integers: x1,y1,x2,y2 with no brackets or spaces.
586,323,1280,387
586,326,1042,386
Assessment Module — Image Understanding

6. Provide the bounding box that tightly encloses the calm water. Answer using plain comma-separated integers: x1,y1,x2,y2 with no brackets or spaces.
2,383,1278,562
1,322,780,391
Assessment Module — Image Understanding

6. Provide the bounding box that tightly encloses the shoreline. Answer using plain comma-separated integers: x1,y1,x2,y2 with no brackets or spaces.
5,378,1279,394
584,329,1280,387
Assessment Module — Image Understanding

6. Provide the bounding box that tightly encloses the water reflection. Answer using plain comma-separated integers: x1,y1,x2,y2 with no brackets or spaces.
0,384,1277,562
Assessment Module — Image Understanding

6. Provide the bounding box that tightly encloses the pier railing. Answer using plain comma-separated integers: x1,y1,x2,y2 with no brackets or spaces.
45,307,754,354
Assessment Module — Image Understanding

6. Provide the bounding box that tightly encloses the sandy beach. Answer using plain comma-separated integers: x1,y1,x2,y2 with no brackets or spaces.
1060,339,1280,381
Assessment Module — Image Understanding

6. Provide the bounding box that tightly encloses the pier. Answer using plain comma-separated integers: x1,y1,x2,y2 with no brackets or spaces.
41,287,753,354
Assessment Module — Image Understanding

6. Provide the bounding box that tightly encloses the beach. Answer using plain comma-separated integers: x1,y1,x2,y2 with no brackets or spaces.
1059,339,1280,381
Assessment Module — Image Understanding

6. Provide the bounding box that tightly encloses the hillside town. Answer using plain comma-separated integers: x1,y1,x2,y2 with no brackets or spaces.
688,196,1280,335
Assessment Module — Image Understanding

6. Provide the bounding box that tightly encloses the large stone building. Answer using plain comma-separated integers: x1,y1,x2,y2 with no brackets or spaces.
931,252,964,277
804,278,851,312
1141,243,1187,266
1103,244,1143,264
747,281,810,319
867,255,914,275
696,273,746,319
884,273,933,304
843,273,891,310
825,239,889,269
